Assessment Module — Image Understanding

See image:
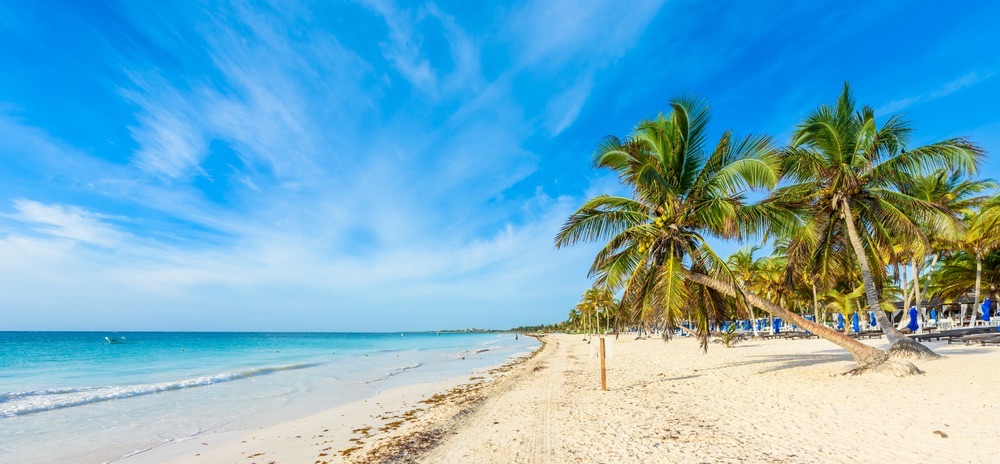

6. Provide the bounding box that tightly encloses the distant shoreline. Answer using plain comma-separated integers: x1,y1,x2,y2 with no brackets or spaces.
114,335,545,463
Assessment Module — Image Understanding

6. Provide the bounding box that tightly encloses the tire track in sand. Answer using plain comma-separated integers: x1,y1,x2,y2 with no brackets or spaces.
419,335,562,463
530,336,560,464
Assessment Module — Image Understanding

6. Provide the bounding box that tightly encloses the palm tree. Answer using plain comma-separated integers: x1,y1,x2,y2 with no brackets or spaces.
957,195,1000,325
933,249,1000,309
555,96,906,372
777,83,985,357
727,246,763,336
582,286,617,336
824,285,864,333
567,307,583,332
575,301,593,339
900,170,996,324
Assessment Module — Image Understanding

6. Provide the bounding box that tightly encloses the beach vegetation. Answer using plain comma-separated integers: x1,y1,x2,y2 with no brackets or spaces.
555,83,994,375
952,195,1000,325
894,171,996,325
931,249,1000,309
775,83,985,358
553,95,905,372
717,324,743,347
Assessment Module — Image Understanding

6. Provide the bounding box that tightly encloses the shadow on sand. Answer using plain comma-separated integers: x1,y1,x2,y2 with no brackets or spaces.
695,352,855,374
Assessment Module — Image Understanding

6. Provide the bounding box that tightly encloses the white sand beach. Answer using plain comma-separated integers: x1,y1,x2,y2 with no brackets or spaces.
121,333,1000,464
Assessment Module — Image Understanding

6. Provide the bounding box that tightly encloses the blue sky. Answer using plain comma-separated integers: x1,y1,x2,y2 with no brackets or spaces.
1,0,998,331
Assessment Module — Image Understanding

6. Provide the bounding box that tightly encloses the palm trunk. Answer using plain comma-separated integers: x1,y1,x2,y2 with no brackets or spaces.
921,254,939,321
897,263,912,330
747,301,760,337
972,254,983,327
912,258,924,332
684,272,889,368
812,283,820,325
840,199,910,344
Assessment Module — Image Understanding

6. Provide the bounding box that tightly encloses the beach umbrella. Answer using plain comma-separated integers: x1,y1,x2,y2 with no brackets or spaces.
852,312,860,333
773,318,781,334
836,313,844,331
869,311,877,328
982,298,992,322
930,309,938,323
907,307,919,332
756,319,762,332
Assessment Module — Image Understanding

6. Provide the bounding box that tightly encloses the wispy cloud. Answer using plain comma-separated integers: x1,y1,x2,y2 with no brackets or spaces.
362,0,440,94
11,0,992,331
123,75,208,180
545,72,594,135
5,200,125,247
877,72,992,114
506,0,666,69
0,1,623,330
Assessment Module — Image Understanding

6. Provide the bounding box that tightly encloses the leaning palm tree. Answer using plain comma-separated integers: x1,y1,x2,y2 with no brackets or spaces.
555,96,912,373
777,83,985,357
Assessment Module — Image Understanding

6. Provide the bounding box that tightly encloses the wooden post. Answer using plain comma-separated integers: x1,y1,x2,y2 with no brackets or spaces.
599,337,607,391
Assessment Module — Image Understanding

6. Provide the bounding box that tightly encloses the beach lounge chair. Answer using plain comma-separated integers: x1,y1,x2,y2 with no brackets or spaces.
979,335,1000,346
851,331,883,340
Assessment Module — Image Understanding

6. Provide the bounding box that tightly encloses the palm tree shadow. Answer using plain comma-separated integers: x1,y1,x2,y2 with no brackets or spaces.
659,374,701,382
699,352,854,373
933,347,996,356
755,353,855,373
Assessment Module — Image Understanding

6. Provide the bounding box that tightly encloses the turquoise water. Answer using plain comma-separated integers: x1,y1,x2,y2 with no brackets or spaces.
0,331,536,463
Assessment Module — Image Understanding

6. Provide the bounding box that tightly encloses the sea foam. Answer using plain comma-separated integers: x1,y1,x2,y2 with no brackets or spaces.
0,362,322,418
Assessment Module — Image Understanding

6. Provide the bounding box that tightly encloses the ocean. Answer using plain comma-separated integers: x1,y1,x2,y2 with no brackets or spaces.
0,331,537,463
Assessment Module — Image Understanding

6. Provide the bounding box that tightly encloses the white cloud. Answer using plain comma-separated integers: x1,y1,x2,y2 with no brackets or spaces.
506,0,666,69
545,73,594,135
6,199,125,247
122,73,208,180
362,0,439,94
877,72,992,114
0,189,599,330
0,1,660,331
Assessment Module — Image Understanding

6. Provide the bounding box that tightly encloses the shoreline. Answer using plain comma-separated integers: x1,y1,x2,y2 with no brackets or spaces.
114,336,546,464
341,334,549,462
115,334,1000,463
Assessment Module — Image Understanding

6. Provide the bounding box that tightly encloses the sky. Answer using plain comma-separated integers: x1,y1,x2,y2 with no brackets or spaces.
1,0,998,331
